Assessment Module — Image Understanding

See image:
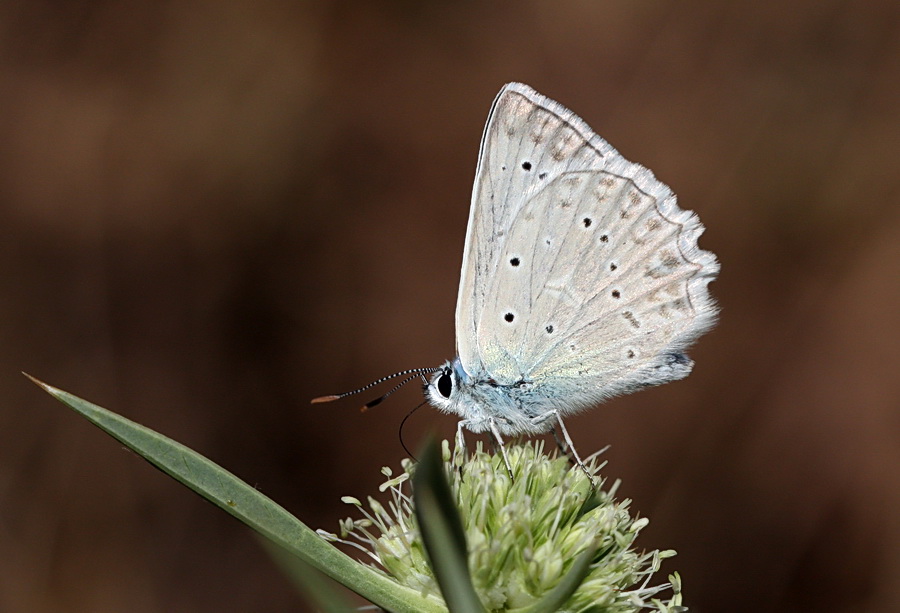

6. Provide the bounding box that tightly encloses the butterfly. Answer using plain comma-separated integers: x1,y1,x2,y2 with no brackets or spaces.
315,83,718,471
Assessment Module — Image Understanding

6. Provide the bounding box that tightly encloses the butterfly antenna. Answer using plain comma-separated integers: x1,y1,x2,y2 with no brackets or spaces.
398,399,427,461
360,373,425,411
311,367,437,405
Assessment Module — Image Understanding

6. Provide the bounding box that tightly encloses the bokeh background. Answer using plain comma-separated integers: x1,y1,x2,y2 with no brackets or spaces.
2,1,899,611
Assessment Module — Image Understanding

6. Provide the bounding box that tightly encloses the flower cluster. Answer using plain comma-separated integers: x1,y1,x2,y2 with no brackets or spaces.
319,440,684,612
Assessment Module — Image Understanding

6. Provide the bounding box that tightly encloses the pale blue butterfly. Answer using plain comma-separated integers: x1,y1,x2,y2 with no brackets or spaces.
315,83,718,472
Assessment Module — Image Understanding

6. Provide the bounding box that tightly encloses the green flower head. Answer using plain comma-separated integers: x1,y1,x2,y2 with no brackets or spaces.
320,440,685,612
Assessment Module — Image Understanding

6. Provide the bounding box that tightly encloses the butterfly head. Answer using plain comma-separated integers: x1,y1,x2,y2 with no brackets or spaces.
425,357,542,435
424,358,470,414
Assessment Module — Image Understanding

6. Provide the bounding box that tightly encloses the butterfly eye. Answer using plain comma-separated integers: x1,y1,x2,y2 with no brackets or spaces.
437,372,453,398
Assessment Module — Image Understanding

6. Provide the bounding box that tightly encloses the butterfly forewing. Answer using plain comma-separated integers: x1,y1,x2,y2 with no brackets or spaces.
456,83,611,377
456,83,718,409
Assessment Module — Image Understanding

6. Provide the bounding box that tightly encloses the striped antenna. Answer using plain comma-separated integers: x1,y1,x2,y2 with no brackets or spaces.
360,372,428,411
311,367,437,405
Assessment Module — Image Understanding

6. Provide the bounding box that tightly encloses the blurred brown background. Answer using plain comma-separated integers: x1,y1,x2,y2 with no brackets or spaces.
2,1,898,611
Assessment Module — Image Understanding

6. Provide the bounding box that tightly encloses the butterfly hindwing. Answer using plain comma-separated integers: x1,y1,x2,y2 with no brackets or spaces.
456,83,718,411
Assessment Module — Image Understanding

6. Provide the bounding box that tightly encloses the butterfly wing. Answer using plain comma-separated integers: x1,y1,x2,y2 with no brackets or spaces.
455,83,718,411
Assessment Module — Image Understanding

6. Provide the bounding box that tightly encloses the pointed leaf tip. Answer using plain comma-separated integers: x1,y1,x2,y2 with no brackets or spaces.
23,372,51,392
413,438,484,612
22,371,39,384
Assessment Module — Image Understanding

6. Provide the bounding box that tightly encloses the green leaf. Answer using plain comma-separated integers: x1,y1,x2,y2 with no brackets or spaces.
413,438,485,613
27,375,445,613
516,540,599,613
258,536,356,613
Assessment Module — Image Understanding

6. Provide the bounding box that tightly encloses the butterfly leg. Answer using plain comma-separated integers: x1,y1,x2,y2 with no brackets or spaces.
549,427,573,461
533,411,595,487
487,418,514,479
452,421,471,479
455,420,468,456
